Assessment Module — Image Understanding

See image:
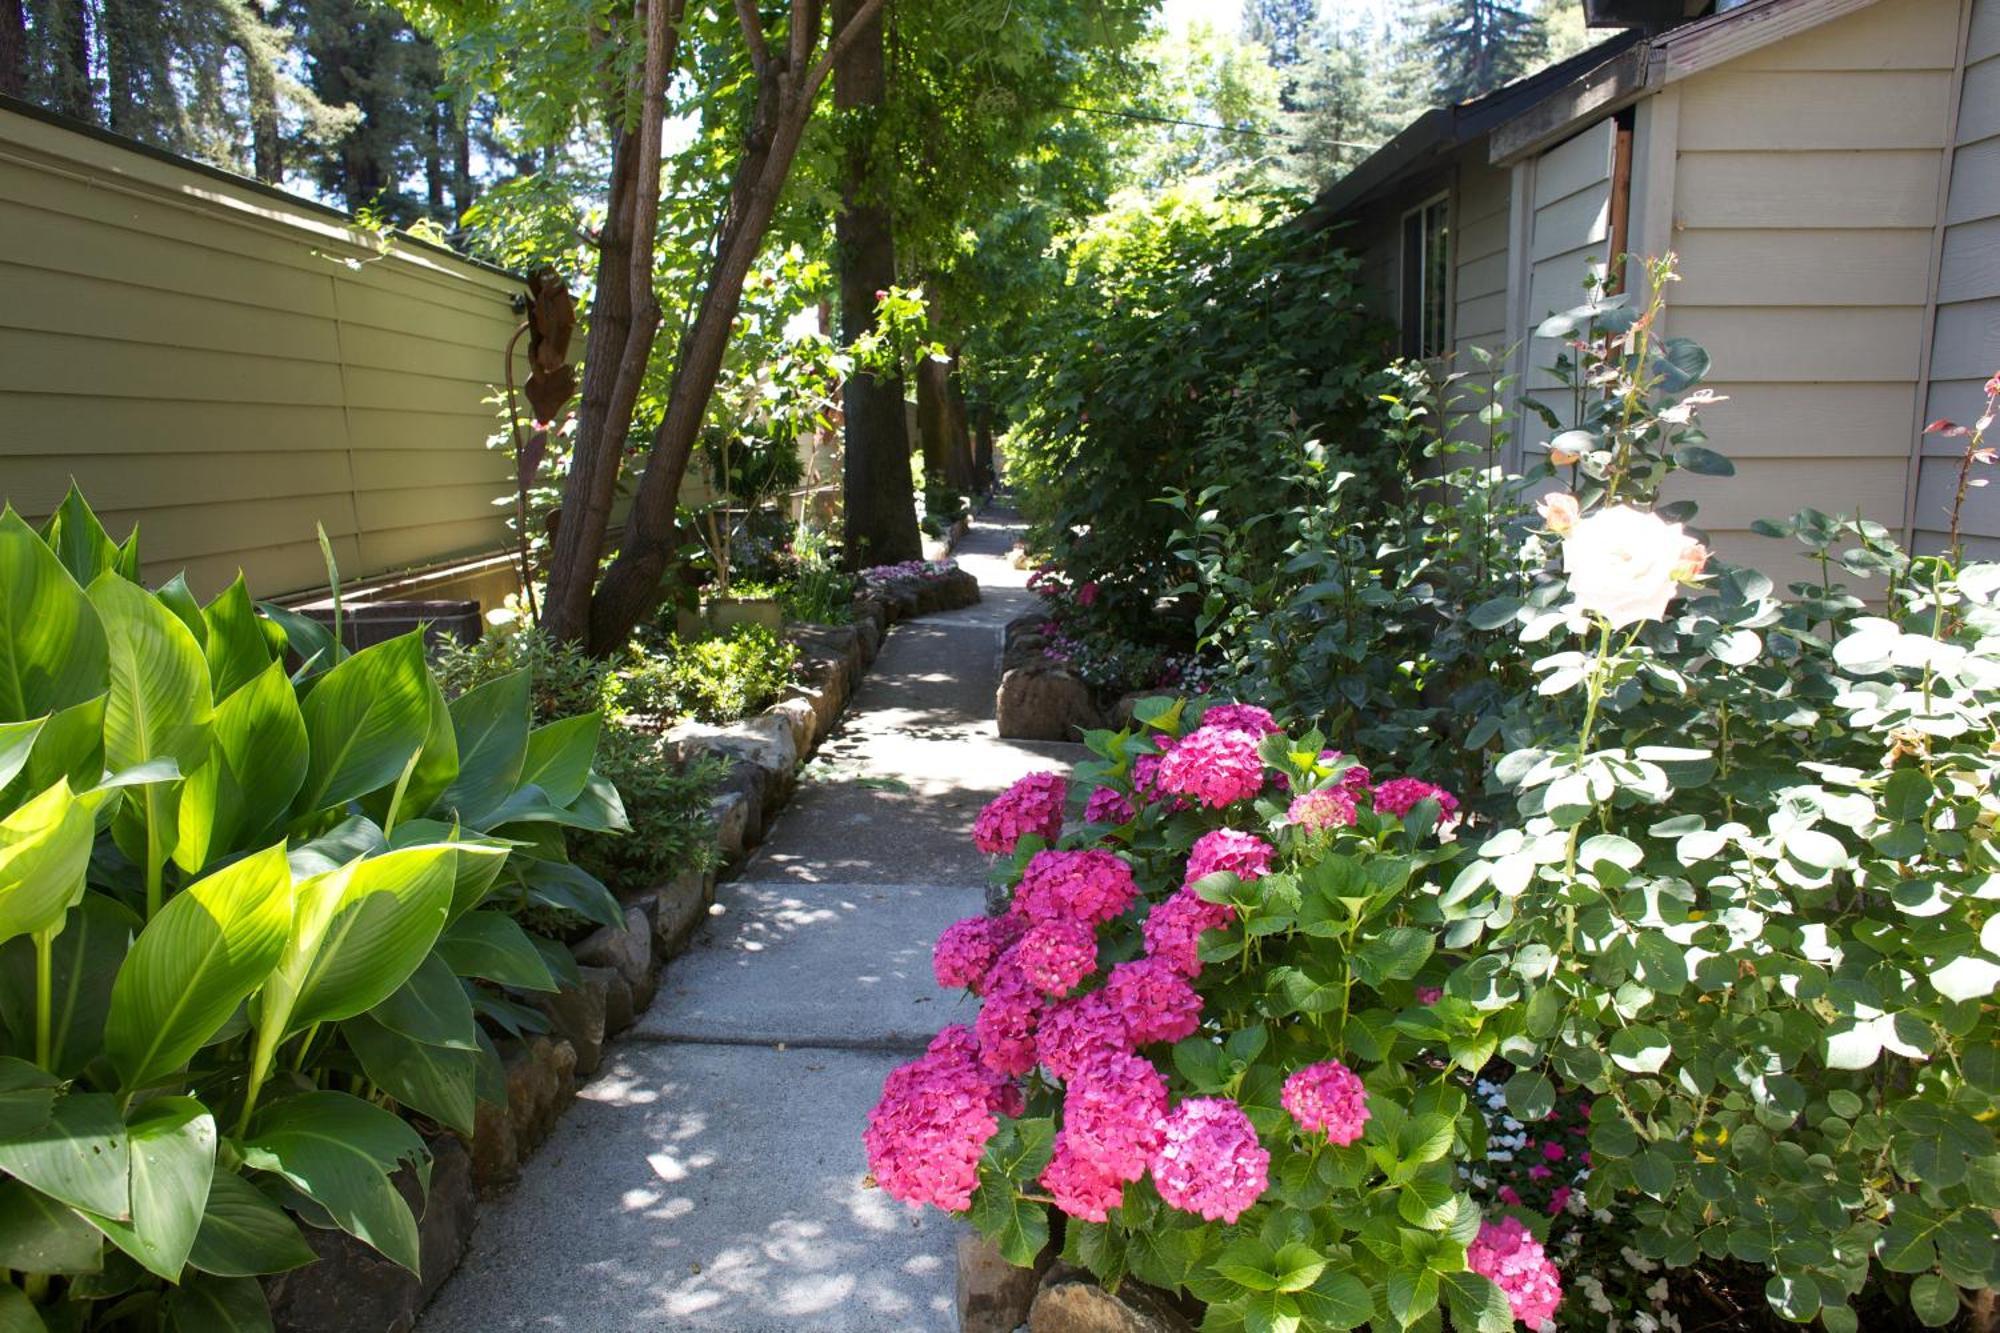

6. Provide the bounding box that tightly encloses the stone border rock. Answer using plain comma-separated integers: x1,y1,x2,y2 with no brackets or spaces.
268,574,983,1333
996,611,1104,742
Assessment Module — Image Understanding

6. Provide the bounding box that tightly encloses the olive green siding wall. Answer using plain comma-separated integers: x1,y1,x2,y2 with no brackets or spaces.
0,105,521,599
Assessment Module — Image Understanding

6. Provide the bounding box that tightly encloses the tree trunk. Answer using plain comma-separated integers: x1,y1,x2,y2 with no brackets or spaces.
945,365,976,492
425,99,446,212
915,354,950,490
0,0,25,99
974,406,996,490
833,0,920,570
245,41,282,183
452,114,475,215
49,0,91,121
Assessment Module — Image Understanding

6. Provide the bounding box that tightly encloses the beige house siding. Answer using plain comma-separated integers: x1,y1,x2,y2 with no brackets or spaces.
1653,0,1960,589
1520,118,1616,413
0,104,521,599
1914,0,2000,557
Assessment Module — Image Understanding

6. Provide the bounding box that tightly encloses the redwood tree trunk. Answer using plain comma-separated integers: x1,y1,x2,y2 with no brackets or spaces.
245,43,282,183
0,0,26,99
944,356,976,492
833,0,920,569
973,404,995,490
50,0,90,121
915,354,950,489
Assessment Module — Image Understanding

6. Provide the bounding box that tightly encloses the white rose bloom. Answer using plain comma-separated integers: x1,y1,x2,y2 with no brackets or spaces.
1563,505,1700,628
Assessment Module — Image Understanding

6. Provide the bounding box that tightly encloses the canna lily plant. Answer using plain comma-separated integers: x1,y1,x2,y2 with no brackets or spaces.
0,487,626,1330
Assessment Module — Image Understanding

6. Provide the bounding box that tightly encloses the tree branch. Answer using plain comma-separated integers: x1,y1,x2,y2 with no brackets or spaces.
786,0,816,80
805,0,885,101
733,0,771,73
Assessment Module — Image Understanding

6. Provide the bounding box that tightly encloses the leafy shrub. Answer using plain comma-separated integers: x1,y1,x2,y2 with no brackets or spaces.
872,269,2000,1329
613,623,799,724
573,725,724,890
0,489,622,1327
1001,187,1387,644
432,620,610,722
778,523,854,624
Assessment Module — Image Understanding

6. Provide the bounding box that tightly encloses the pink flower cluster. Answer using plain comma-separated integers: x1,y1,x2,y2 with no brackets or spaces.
1010,849,1138,926
863,1026,1016,1210
1468,1216,1564,1328
1286,786,1357,832
1040,1050,1166,1221
1083,785,1136,825
1141,887,1235,976
931,914,1022,992
1373,777,1460,820
1151,1097,1271,1223
973,772,1068,854
1281,1060,1370,1145
1012,920,1098,997
1184,828,1274,886
1153,724,1265,809
1199,702,1280,736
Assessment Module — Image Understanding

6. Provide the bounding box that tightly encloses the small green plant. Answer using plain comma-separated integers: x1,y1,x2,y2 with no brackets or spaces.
780,523,854,624
573,727,724,889
612,624,799,725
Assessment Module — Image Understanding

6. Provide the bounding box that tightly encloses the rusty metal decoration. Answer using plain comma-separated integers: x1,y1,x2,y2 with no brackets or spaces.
504,269,580,620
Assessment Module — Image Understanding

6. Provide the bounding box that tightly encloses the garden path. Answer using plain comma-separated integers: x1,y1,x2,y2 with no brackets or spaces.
420,509,1084,1332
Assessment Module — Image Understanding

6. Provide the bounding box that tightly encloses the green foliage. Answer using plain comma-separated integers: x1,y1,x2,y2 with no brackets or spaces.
611,624,799,727
573,728,724,892
1008,278,2000,1327
1003,187,1387,650
0,489,621,1325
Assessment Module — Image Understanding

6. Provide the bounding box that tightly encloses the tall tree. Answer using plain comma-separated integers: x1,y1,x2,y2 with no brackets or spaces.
834,0,920,566
1414,0,1547,104
1240,0,1318,109
1,0,26,97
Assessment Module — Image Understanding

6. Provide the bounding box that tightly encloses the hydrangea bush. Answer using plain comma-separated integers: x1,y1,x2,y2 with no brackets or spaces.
868,264,2000,1330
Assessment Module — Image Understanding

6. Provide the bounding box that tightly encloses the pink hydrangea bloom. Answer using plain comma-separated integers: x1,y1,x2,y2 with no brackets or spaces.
1037,991,1131,1081
1373,777,1461,820
1131,746,1186,811
863,1026,1009,1210
1322,751,1373,795
974,965,1042,1076
1012,919,1099,997
1009,849,1138,926
1103,958,1202,1046
1062,1050,1167,1183
1415,986,1444,1005
1153,725,1266,809
973,772,1068,854
1468,1216,1563,1328
1041,1141,1128,1222
1200,702,1280,736
1083,785,1136,825
1141,887,1236,977
932,915,1022,993
1151,1097,1270,1223
1547,1186,1573,1216
1281,1060,1371,1146
1286,786,1358,833
1184,828,1275,886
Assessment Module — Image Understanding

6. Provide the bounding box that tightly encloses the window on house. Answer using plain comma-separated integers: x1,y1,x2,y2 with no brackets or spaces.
1399,195,1450,360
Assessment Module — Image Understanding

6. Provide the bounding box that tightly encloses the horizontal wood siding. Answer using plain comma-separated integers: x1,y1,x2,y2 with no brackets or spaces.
1915,0,2000,554
1663,0,1956,578
1524,119,1614,405
1448,154,1515,447
0,106,519,598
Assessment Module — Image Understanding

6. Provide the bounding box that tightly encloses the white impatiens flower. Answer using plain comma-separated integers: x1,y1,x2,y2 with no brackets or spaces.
1563,505,1710,628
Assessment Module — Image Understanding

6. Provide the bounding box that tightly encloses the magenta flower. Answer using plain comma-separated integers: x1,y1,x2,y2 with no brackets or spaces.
1062,1049,1167,1184
1037,990,1131,1081
1083,785,1136,825
1077,580,1101,607
973,771,1068,854
1286,786,1357,833
1415,985,1444,1005
1103,958,1202,1046
973,965,1042,1076
1184,828,1275,886
1041,1141,1128,1221
1131,746,1186,811
1281,1060,1371,1146
1153,725,1266,809
1141,886,1236,978
1321,750,1373,796
1011,919,1099,997
1200,702,1280,736
1151,1097,1270,1223
863,1026,1011,1211
1009,849,1138,926
931,914,1021,993
1373,777,1461,820
1468,1216,1563,1328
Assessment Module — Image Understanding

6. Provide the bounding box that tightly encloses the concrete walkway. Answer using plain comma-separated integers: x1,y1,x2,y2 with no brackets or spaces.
422,510,1083,1332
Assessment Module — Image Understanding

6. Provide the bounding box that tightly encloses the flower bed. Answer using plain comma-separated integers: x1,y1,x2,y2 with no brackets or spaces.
876,266,2000,1331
